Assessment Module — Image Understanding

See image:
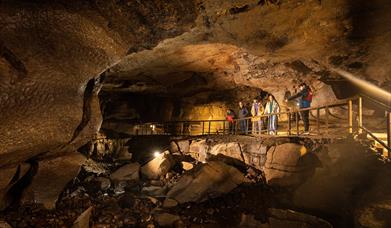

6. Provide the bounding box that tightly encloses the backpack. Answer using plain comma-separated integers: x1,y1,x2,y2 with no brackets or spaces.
304,87,313,102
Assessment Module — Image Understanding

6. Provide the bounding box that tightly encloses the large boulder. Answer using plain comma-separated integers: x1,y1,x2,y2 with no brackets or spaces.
165,161,249,204
170,140,190,154
242,142,268,170
111,163,140,182
0,163,31,210
188,140,209,162
209,142,244,162
264,143,316,187
141,151,176,180
21,152,86,209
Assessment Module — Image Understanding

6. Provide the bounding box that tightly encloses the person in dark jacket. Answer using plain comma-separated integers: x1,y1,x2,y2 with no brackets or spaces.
286,83,312,134
226,109,236,134
238,101,249,134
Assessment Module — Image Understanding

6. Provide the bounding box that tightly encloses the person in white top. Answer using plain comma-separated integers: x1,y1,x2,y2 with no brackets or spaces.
264,94,280,135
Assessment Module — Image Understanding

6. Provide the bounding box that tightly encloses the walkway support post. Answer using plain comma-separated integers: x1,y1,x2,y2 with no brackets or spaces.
288,113,291,135
387,112,391,156
316,108,320,135
295,112,299,135
325,106,329,135
348,100,353,134
358,97,363,133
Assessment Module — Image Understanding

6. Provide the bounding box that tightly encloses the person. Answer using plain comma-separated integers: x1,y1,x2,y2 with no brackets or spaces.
286,83,313,134
264,95,280,135
251,98,264,134
238,101,249,134
226,109,236,134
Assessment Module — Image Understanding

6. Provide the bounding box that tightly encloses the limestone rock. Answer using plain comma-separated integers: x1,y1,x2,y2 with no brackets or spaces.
170,140,190,154
167,161,249,204
162,198,178,208
243,143,268,170
117,146,132,160
209,142,244,162
154,213,181,227
188,140,209,162
264,143,315,187
0,163,31,210
22,152,86,209
141,186,167,197
268,208,332,228
0,221,12,228
95,177,111,191
82,159,108,175
141,152,175,180
111,163,140,182
73,206,93,228
239,214,267,227
181,161,194,171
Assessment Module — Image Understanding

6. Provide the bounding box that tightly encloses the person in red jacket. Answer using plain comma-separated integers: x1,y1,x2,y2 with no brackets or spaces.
226,109,236,134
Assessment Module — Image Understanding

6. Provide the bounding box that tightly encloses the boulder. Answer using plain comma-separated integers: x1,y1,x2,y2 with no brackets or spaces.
181,161,194,171
116,146,132,160
82,159,108,175
170,140,190,154
111,163,140,182
263,143,316,187
209,142,244,162
166,161,249,204
141,186,168,197
0,221,12,228
73,206,93,228
163,198,178,208
243,143,268,170
95,177,111,191
154,213,181,227
141,152,175,180
239,214,266,227
0,163,31,210
188,140,209,162
268,208,332,228
21,152,86,209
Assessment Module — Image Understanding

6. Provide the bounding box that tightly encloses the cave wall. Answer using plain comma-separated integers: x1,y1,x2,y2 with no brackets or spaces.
1,0,391,167
0,0,197,167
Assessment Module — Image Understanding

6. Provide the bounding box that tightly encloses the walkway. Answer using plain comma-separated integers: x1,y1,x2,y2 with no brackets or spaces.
128,96,391,155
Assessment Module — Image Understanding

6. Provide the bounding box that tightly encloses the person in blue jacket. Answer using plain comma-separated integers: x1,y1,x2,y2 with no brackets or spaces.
238,101,249,134
286,83,313,134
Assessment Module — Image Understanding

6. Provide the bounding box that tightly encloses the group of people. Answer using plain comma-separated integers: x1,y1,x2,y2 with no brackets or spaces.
226,83,313,135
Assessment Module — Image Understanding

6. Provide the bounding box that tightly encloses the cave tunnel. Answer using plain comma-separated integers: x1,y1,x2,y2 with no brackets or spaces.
1,0,391,227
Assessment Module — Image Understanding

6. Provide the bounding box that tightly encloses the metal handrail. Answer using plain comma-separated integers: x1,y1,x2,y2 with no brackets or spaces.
129,96,391,156
360,126,391,152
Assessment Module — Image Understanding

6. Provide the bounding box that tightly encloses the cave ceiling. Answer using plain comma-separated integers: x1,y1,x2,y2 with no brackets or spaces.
0,0,390,167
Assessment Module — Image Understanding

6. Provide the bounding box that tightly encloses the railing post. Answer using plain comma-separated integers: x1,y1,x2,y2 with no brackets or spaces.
295,112,299,135
208,121,211,135
202,121,205,135
246,118,249,135
387,112,391,156
325,106,329,135
288,113,291,135
358,96,363,133
348,100,353,134
316,108,320,135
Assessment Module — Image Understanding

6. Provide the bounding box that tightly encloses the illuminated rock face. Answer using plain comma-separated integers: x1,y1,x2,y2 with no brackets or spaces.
0,0,197,167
